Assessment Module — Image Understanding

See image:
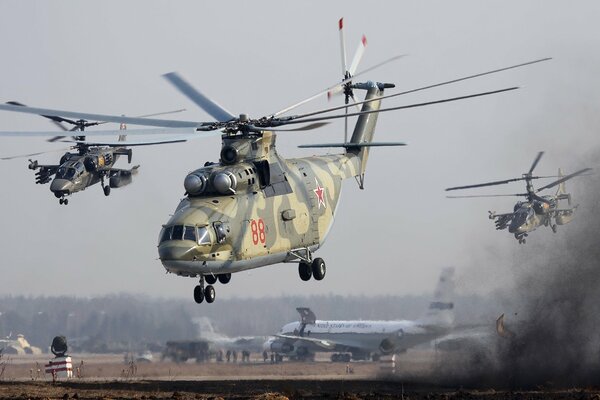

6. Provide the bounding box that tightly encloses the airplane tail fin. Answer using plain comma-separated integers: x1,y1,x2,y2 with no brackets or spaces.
417,267,455,327
193,316,221,340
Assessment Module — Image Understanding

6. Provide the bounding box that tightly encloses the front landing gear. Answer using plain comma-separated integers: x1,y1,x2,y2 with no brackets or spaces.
515,233,528,244
193,274,231,304
193,275,216,304
58,197,69,205
100,176,111,196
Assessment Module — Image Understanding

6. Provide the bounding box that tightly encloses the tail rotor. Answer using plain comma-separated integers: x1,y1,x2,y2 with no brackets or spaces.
329,18,368,143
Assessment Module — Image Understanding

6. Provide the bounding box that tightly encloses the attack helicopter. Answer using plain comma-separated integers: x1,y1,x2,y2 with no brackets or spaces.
0,19,550,303
446,152,591,244
0,103,188,204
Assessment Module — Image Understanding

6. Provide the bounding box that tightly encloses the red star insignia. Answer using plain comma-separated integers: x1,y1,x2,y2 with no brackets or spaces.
314,178,326,209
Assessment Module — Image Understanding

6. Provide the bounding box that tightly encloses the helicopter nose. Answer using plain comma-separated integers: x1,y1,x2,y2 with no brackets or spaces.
50,179,72,193
158,242,197,261
508,222,525,234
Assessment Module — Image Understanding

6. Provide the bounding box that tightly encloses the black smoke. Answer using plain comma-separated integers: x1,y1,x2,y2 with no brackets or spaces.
427,157,600,389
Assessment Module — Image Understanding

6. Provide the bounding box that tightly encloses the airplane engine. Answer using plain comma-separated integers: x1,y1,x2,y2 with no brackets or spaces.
268,341,294,354
110,170,133,188
379,338,396,355
184,173,208,195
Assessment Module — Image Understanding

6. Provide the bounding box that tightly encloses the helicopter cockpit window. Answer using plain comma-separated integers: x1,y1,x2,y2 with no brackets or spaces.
183,226,196,241
63,168,76,179
171,225,184,241
159,226,173,244
197,226,211,245
213,221,227,243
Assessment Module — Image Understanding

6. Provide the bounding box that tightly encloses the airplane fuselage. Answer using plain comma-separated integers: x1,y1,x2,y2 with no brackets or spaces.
272,319,445,356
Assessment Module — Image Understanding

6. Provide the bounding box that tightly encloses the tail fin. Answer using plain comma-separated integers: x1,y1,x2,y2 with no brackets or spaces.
348,82,384,179
118,116,127,142
556,168,566,195
193,316,222,340
417,267,455,327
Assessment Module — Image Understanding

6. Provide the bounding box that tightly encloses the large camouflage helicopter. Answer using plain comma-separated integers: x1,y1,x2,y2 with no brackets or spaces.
446,152,591,244
0,20,549,303
0,103,187,204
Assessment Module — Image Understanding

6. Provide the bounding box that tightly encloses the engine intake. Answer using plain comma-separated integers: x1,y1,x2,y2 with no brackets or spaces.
213,171,237,195
184,173,208,195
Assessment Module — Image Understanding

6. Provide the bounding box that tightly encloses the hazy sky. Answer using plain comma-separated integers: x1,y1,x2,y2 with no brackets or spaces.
0,1,599,300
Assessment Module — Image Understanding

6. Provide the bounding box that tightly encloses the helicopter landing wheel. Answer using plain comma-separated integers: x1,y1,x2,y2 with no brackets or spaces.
59,198,68,205
193,285,204,304
298,262,312,281
552,224,557,233
204,285,216,303
218,273,231,284
311,258,326,281
205,274,217,285
103,185,111,196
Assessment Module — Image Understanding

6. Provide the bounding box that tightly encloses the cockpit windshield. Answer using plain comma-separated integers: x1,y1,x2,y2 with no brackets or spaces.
513,208,533,227
158,224,213,246
56,167,76,180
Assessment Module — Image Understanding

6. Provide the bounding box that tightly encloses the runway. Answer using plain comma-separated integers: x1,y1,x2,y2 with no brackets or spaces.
1,352,599,399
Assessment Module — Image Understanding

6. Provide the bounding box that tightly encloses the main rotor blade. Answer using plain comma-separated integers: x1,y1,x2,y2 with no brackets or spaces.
446,194,527,198
536,168,592,192
265,122,329,132
446,174,563,191
0,127,199,137
528,151,544,174
276,87,518,126
0,147,71,161
271,54,406,117
162,72,235,122
6,101,74,130
0,103,204,128
282,57,551,122
338,17,348,77
446,177,528,191
95,108,187,126
349,35,367,76
71,136,200,147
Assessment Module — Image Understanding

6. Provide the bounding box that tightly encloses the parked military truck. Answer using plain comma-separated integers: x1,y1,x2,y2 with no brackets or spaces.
161,340,210,363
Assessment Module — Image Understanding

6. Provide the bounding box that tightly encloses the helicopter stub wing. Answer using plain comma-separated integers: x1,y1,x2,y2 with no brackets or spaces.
489,211,514,230
109,165,140,175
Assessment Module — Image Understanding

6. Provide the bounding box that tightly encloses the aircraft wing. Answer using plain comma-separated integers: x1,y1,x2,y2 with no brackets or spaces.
108,165,140,175
489,212,513,219
552,207,577,213
489,211,514,230
275,334,337,350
